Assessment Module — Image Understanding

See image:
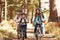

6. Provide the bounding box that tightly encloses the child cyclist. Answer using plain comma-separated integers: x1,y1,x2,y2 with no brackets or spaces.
19,13,28,39
32,8,46,36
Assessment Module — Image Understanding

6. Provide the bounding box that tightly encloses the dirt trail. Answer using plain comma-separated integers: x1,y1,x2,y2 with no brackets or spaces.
12,37,57,40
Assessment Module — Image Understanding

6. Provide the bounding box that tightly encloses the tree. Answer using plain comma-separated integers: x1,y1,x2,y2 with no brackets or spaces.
5,0,7,21
49,0,58,22
39,0,41,8
0,0,2,23
1,0,42,21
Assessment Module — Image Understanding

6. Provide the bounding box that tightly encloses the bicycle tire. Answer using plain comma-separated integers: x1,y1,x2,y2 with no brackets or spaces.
35,25,42,40
20,29,24,40
35,30,38,40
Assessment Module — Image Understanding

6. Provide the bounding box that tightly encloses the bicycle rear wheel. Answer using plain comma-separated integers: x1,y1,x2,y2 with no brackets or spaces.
21,34,24,40
39,29,42,40
17,32,21,40
20,30,24,40
35,26,39,40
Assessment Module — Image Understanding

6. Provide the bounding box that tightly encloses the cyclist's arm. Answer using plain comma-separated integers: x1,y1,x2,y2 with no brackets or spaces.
41,14,46,23
32,16,35,26
25,18,29,23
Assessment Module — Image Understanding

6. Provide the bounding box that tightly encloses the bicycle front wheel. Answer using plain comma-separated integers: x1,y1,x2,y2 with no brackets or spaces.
20,30,24,40
35,30,38,40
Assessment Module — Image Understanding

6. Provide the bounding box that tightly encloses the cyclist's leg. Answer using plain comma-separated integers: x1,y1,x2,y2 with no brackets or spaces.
39,24,43,36
41,23,45,36
19,25,22,38
39,23,45,36
39,24,43,35
34,25,37,33
25,25,27,38
23,25,27,39
17,29,20,39
35,24,39,40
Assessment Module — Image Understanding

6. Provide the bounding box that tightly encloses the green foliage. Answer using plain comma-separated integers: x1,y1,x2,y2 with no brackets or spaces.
1,0,41,20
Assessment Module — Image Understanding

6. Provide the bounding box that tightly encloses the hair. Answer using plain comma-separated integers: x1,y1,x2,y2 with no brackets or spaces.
21,13,27,18
35,9,41,17
35,9,44,18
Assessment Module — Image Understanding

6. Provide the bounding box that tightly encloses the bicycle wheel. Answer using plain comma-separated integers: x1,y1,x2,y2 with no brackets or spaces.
35,30,38,40
20,30,24,40
39,27,41,40
22,32,24,40
35,26,39,40
17,32,21,40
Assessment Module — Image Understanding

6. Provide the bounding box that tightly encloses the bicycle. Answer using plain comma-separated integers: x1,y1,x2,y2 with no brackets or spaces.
35,21,42,40
19,23,28,40
17,27,25,40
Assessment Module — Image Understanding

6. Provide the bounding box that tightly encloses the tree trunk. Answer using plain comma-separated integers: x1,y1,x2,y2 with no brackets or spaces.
55,0,60,21
39,0,41,8
0,0,2,23
9,7,13,19
5,0,7,21
49,0,58,22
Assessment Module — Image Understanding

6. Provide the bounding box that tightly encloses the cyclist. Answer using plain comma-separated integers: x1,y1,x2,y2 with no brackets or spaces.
14,13,22,39
19,13,28,39
32,8,46,36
